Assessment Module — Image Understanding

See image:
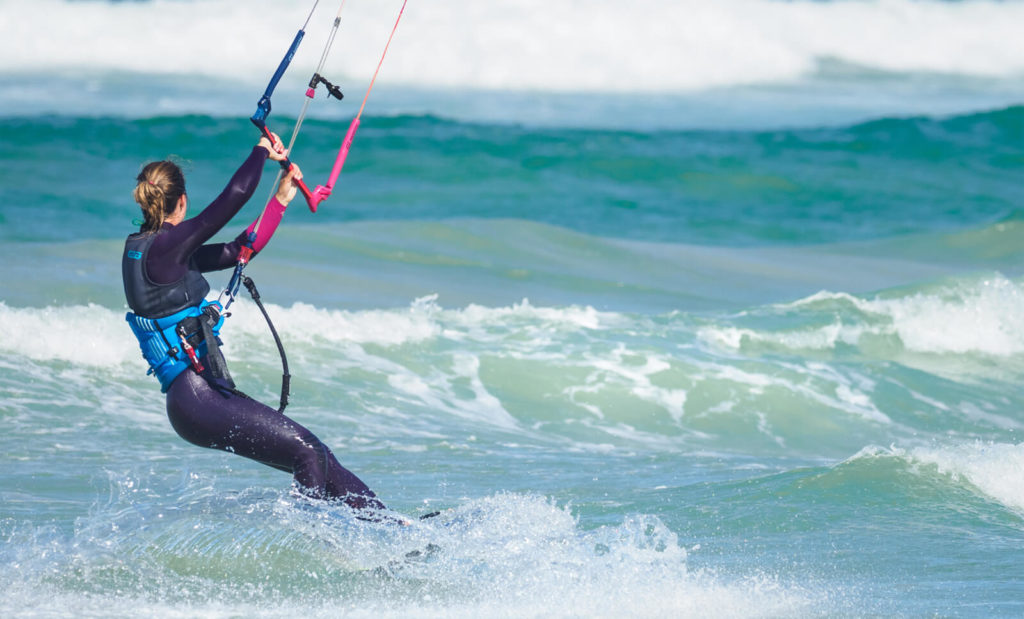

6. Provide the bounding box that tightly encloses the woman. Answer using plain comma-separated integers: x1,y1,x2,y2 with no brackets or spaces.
123,134,384,513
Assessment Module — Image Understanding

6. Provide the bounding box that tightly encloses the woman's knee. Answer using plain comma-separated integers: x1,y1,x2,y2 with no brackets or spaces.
291,434,332,487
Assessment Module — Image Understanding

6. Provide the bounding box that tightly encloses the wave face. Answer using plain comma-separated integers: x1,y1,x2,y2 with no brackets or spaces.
1,109,1022,250
5,266,1024,456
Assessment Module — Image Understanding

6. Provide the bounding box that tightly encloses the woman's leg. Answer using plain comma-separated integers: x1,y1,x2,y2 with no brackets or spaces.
165,369,384,511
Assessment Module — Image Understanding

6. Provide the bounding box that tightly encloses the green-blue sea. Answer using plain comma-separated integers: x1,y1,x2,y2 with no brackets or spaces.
2,0,1024,616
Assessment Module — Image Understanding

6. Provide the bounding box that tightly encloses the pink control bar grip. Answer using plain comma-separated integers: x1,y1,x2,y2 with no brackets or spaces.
294,171,317,212
310,116,360,208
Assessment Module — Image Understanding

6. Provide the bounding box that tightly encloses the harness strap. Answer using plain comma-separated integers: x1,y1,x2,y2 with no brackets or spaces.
126,301,222,392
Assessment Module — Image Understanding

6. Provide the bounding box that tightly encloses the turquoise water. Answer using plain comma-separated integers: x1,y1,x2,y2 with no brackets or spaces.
3,0,1024,617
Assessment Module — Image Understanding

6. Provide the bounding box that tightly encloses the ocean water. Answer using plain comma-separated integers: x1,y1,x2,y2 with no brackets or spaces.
2,0,1024,617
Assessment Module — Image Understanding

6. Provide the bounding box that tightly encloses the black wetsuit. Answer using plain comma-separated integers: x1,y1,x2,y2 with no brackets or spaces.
125,147,383,511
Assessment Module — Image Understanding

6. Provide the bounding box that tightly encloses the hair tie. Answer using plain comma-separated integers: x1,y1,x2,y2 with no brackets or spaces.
147,180,156,185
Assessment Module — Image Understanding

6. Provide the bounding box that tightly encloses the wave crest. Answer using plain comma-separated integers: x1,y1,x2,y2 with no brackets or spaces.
3,0,1023,92
699,274,1024,358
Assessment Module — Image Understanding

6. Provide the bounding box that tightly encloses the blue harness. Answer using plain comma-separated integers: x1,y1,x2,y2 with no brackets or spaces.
126,300,225,392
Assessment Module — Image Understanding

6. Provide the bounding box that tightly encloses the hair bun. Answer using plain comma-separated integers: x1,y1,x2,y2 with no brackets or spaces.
133,160,185,233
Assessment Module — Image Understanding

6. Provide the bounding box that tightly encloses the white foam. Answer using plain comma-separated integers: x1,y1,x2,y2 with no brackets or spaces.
0,296,571,366
225,295,619,349
238,297,443,347
0,302,139,366
454,297,619,332
574,344,689,423
2,0,1023,94
870,443,1024,513
0,298,641,434
0,491,825,618
383,350,521,431
696,360,892,425
699,275,1024,358
954,401,1024,432
857,276,1024,356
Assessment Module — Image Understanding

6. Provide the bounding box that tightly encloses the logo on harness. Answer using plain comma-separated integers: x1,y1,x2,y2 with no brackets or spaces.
127,250,143,260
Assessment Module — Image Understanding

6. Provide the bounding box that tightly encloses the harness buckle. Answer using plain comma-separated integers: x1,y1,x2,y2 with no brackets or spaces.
176,323,205,373
237,245,254,266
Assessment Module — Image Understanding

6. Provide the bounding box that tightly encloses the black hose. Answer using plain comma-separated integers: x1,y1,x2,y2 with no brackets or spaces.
242,275,291,413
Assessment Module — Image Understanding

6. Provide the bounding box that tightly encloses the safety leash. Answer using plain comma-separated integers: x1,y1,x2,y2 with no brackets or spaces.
241,275,291,413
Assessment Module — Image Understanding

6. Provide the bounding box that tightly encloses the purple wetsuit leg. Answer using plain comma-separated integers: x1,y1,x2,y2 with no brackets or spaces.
165,369,383,511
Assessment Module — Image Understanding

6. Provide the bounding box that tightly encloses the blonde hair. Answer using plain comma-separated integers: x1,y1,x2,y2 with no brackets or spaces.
133,161,186,233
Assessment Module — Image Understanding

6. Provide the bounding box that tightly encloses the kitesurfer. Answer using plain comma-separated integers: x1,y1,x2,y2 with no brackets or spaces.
122,134,385,512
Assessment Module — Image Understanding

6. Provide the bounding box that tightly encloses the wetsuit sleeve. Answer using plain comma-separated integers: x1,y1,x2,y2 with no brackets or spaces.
146,146,269,283
244,197,288,254
192,196,288,271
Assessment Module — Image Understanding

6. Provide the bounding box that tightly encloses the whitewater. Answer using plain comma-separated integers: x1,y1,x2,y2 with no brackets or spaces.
3,0,1024,127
